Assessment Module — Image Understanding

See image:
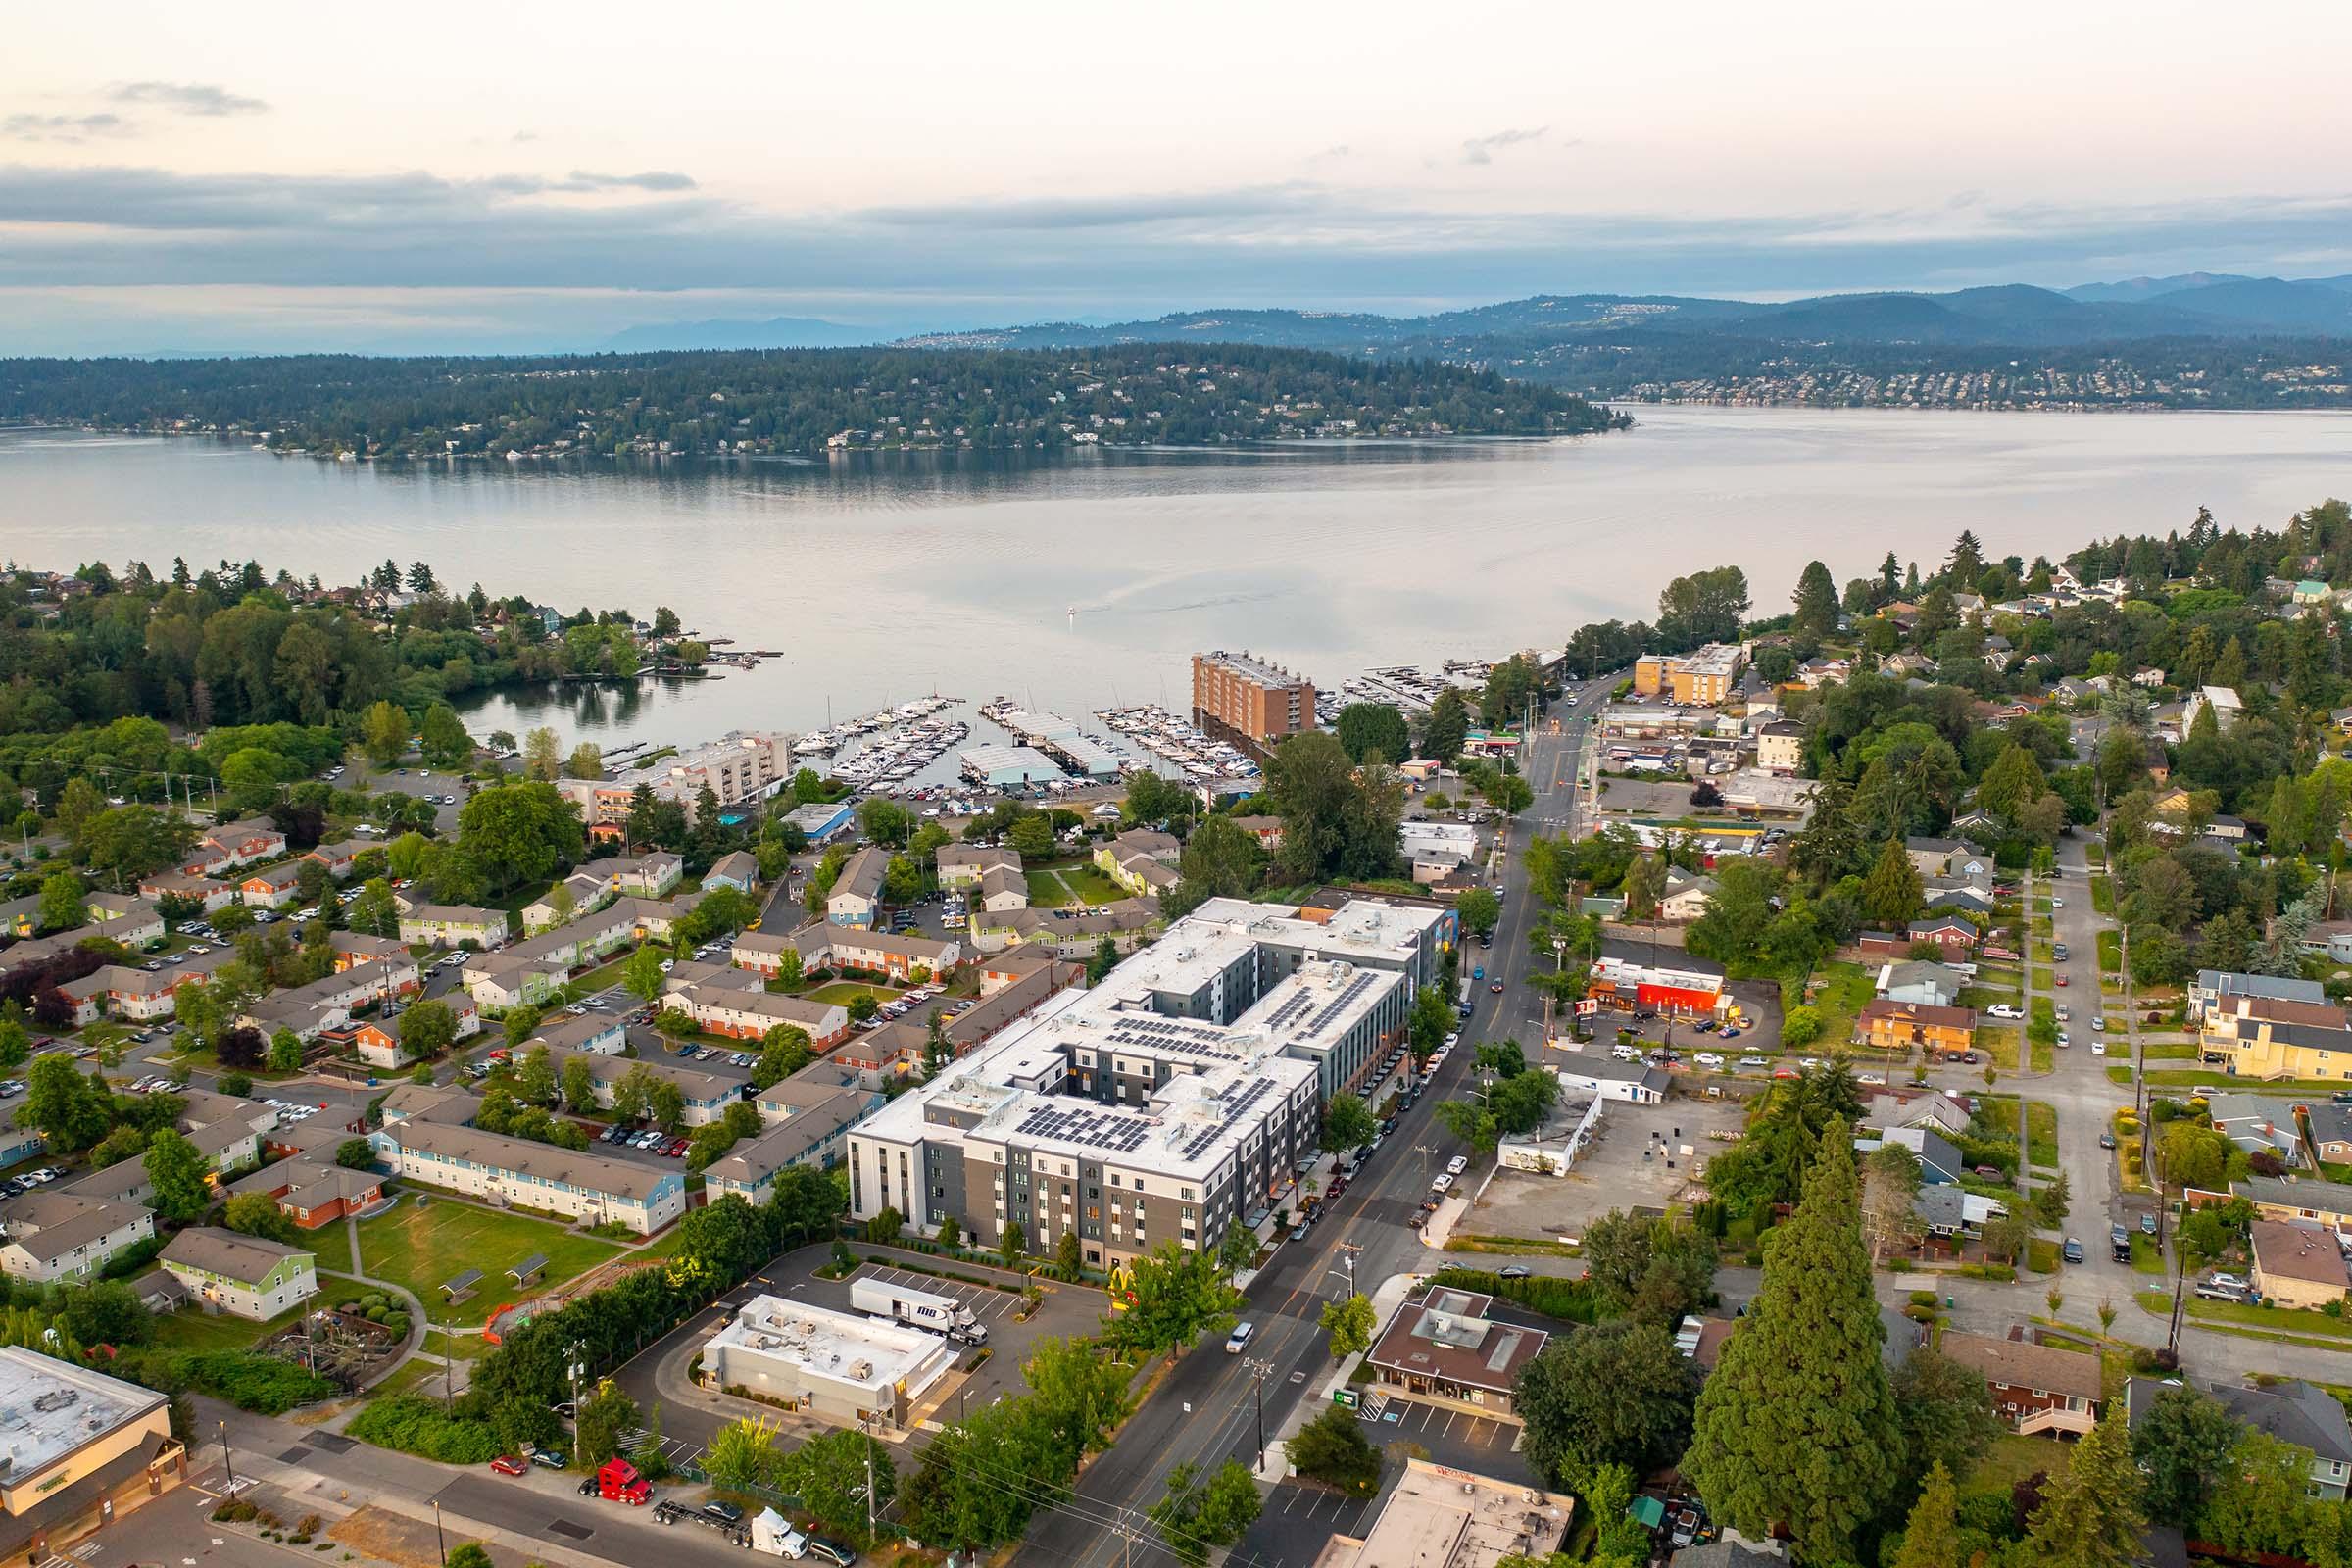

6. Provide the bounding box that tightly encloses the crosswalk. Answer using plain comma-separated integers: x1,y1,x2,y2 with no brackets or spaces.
620,1427,706,1472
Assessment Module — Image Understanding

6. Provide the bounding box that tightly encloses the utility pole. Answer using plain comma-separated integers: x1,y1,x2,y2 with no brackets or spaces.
567,1338,588,1440
862,1413,878,1542
1242,1355,1276,1472
433,1499,448,1568
219,1419,237,1493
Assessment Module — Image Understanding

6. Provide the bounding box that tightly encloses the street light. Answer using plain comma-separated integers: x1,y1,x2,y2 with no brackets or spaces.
218,1419,237,1494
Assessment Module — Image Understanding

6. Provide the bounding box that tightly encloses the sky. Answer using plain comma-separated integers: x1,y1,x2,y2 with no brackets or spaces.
5,0,2351,354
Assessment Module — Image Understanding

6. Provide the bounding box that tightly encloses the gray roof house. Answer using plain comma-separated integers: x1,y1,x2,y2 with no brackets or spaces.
2127,1377,2352,1500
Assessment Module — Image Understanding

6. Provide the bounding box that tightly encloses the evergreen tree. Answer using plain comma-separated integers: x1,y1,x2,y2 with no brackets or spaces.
1685,1122,1900,1563
1945,530,1984,587
1421,689,1470,765
2020,1406,2143,1568
1860,835,1924,928
1891,1461,1960,1568
1790,561,1840,634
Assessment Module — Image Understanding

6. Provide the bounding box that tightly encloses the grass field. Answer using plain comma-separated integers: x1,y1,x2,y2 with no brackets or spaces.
356,1197,622,1326
1807,961,1876,1048
2135,1291,2352,1341
807,981,902,1007
2027,1102,2058,1167
1026,861,1127,907
1964,1433,2071,1500
1976,1026,2021,1069
152,1273,363,1352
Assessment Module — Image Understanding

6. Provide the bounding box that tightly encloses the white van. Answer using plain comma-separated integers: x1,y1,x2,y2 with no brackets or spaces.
1225,1321,1255,1354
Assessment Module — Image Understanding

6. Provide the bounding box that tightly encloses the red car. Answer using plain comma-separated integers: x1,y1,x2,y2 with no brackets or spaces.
2055,974,2069,987
1489,981,1504,994
490,1455,528,1476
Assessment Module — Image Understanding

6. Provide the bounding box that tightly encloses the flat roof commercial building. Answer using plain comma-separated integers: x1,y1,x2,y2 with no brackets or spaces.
703,1295,953,1429
1633,643,1747,706
0,1348,183,1559
1311,1458,1573,1568
1363,1287,1548,1417
1193,649,1315,749
959,743,1067,788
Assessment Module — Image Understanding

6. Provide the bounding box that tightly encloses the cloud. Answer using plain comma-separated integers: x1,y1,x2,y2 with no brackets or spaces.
1460,126,1548,165
3,162,2352,351
111,82,269,117
556,170,696,192
1,113,130,143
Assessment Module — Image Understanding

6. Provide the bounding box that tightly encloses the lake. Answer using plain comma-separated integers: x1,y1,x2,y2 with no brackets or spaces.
4,408,2350,753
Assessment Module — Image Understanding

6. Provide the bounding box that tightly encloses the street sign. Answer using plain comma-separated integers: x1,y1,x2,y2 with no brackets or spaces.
1333,1389,1357,1407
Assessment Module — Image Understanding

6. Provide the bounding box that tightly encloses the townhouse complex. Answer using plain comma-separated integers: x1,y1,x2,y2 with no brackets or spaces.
555,730,795,828
847,896,1443,1270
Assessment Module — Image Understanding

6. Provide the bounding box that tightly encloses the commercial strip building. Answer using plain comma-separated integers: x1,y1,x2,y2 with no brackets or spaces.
1192,649,1315,750
702,1295,954,1429
1310,1459,1573,1568
1361,1286,1548,1417
1583,955,1732,1021
0,1348,184,1562
846,896,1442,1270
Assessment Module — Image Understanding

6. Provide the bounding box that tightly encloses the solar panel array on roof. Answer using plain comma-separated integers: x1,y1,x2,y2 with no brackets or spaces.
1299,970,1380,1039
1259,988,1317,1032
1102,1016,1241,1062
1178,1075,1278,1159
1015,1102,1151,1153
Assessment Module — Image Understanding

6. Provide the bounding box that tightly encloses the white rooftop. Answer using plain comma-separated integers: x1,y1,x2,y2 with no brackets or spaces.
0,1346,168,1476
707,1296,950,1396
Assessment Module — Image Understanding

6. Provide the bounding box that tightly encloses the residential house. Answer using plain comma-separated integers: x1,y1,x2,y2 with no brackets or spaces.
1867,1088,1972,1138
2206,1094,2301,1161
370,1120,685,1235
1877,960,1965,1009
670,980,850,1048
2254,1220,2352,1308
935,844,1022,890
701,851,759,894
703,1087,869,1203
974,863,1030,913
224,1157,384,1229
1913,1184,2007,1241
529,1012,627,1056
159,1227,318,1320
1857,1000,1976,1057
1864,1125,1965,1185
1659,870,1716,922
824,846,891,928
971,900,1157,958
2307,1102,2352,1166
2201,1174,2352,1235
303,839,372,881
1228,815,1286,851
540,1046,749,1127
235,862,307,910
2197,993,2352,1080
825,927,961,982
1754,719,1805,773
729,925,827,979
1936,1329,2103,1436
2183,684,2243,734
399,905,511,949
1922,880,1995,918
1904,916,1978,960
1903,838,1991,880
2192,969,2328,1021
0,1193,155,1284
521,870,612,932
194,819,288,871
1096,829,1181,897
2298,921,2352,965
134,872,234,912
2126,1377,2352,1501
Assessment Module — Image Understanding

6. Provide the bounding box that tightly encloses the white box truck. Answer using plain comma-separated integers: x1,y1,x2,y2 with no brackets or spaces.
850,1278,987,1344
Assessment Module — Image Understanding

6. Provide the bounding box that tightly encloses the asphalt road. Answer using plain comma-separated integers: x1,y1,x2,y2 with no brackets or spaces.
1019,675,1619,1568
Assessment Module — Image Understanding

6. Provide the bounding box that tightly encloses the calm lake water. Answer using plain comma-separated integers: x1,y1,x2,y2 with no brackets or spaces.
4,408,2350,752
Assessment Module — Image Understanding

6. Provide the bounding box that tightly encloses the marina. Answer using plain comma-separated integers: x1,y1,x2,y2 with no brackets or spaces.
1095,705,1265,789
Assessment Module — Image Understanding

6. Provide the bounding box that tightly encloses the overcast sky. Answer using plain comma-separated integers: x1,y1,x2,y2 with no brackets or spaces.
6,0,2350,353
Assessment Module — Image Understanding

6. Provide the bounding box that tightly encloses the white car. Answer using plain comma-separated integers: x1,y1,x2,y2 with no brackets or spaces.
1431,1173,1455,1195
1446,1155,1468,1177
1739,1054,1769,1067
1443,1032,1460,1050
2091,1017,2105,1032
2052,898,2066,908
1694,1052,1725,1067
2057,1030,2070,1048
2090,1040,2107,1055
1985,1004,2020,1020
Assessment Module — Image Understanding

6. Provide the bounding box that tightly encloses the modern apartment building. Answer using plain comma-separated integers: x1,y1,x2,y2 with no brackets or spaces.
1192,650,1315,750
1632,642,1747,705
846,897,1441,1270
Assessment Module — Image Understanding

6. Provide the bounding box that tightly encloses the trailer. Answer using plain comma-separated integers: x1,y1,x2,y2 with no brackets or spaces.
849,1277,986,1343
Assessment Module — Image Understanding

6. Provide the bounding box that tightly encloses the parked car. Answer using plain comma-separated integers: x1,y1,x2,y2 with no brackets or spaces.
2099,1131,2118,1150
490,1455,528,1476
1498,1265,1532,1279
2062,1238,2084,1264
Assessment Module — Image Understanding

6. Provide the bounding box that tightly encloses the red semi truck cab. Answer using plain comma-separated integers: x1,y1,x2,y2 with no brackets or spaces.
598,1458,651,1504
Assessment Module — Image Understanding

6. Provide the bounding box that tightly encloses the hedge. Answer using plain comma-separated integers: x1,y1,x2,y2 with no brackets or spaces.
346,1395,504,1464
1429,1267,1597,1324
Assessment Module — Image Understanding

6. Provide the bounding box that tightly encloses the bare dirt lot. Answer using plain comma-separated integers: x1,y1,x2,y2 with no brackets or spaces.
1468,1093,1745,1242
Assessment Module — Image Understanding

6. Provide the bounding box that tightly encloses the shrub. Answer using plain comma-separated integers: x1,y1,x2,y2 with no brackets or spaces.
1428,1267,1596,1324
116,1349,335,1415
1908,1290,1938,1308
347,1395,505,1464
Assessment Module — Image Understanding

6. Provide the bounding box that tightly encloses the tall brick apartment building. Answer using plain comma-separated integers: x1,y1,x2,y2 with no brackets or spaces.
1192,650,1315,758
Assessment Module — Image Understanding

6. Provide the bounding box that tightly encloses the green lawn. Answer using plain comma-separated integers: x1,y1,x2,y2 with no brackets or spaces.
2026,1102,2058,1168
807,980,902,1007
308,1221,356,1275
152,1272,363,1352
2130,1235,2165,1275
355,1198,622,1326
1026,860,1127,908
1976,1026,2021,1069
1808,961,1876,1047
1963,1433,2071,1500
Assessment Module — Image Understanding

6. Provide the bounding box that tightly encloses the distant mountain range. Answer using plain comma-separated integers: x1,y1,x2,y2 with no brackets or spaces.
895,273,2352,355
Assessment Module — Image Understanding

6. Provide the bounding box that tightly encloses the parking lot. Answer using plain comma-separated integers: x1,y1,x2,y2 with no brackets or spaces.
1474,1092,1745,1241
771,1249,1101,1422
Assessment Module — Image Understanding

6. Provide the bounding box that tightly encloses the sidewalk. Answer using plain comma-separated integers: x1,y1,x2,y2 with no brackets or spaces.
1252,1270,1425,1483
